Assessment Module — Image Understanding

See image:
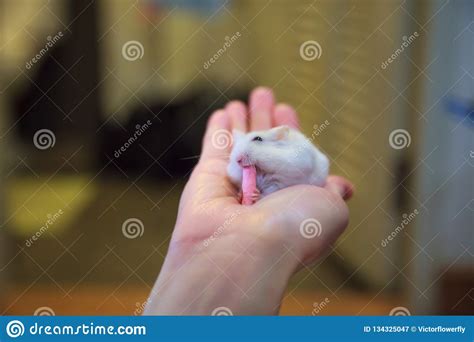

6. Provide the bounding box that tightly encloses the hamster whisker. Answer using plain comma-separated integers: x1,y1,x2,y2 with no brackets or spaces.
180,153,231,161
179,155,201,160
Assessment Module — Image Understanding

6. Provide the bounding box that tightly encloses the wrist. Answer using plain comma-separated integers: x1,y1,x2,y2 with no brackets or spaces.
145,230,299,315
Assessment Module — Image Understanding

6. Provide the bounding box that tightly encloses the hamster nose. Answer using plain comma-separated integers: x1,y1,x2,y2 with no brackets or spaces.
237,154,250,166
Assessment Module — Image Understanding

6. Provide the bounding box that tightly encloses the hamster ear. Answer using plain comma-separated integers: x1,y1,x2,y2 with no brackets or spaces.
269,125,290,140
232,129,245,141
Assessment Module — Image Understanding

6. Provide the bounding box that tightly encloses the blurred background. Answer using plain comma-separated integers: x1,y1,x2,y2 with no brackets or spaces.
0,0,472,316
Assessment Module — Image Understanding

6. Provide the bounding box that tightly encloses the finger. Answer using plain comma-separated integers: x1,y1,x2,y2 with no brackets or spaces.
273,103,300,129
249,87,274,131
325,175,354,201
201,109,232,161
226,100,248,132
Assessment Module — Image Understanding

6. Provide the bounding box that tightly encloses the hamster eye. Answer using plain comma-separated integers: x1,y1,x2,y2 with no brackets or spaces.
252,136,263,142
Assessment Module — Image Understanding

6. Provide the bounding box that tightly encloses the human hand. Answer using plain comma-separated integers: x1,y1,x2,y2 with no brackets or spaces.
144,87,353,315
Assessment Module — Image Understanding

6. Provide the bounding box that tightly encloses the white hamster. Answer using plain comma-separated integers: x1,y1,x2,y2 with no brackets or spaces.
227,125,329,197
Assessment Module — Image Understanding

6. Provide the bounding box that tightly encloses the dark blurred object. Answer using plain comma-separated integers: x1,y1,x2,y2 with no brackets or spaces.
444,95,474,127
12,0,100,171
99,88,248,179
9,0,248,178
439,268,474,315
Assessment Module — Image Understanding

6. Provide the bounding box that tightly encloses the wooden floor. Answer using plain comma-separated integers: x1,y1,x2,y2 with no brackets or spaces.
2,177,404,316
2,285,400,316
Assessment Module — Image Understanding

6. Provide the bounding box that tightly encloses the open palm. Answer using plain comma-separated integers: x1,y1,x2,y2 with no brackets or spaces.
146,87,353,315
172,87,353,265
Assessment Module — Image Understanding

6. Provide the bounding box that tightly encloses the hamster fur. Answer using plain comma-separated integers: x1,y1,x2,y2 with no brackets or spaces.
227,125,329,197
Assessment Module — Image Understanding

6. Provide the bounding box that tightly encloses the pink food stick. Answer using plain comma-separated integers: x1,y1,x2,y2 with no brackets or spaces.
241,165,257,205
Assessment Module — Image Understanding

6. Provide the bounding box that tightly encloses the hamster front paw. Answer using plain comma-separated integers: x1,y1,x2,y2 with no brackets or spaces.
249,188,261,203
239,188,260,205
